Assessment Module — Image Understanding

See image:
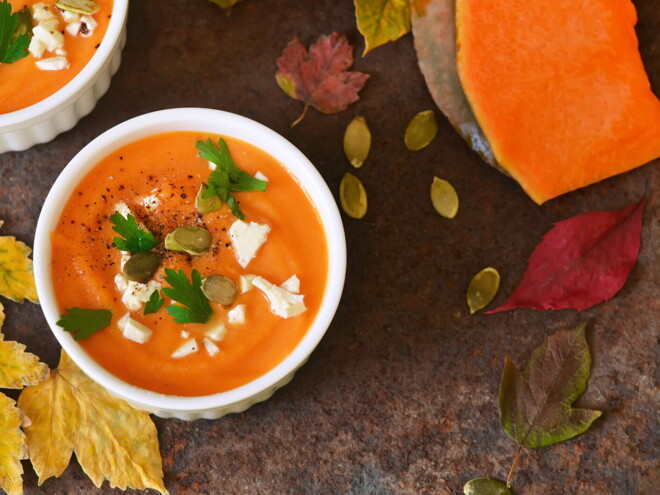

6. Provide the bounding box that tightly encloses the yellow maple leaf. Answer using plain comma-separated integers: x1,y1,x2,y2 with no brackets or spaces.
0,392,27,495
354,0,411,55
0,223,38,303
0,314,49,389
18,351,167,494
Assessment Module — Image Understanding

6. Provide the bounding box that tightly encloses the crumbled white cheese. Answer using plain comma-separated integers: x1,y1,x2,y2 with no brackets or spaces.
251,276,306,318
117,315,153,344
35,56,70,71
180,330,190,339
119,252,131,271
60,9,80,23
114,274,128,292
65,21,81,36
32,25,64,53
28,37,47,59
208,161,216,170
227,304,246,324
114,201,133,218
203,338,220,356
280,275,300,294
122,280,161,311
205,324,227,342
254,171,269,182
141,194,161,212
171,338,198,358
239,274,255,293
80,15,98,37
228,220,270,268
32,3,54,22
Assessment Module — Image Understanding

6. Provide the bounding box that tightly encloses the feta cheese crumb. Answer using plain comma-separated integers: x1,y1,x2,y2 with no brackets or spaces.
227,304,246,324
32,3,54,23
141,194,161,212
60,10,80,23
251,276,306,318
120,252,131,271
114,274,128,292
80,15,97,37
171,338,198,358
114,201,133,218
205,324,227,342
36,56,70,71
228,220,270,268
122,280,161,311
239,274,255,293
117,314,152,344
208,161,216,170
180,330,190,339
280,275,300,294
254,171,269,182
203,338,220,356
65,21,81,36
32,24,63,52
28,37,47,58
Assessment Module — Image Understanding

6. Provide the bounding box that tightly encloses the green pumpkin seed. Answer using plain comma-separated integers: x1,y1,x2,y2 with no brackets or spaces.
343,116,371,168
14,8,32,38
430,177,459,219
123,252,162,282
467,267,500,314
339,173,367,219
55,0,100,15
202,275,237,307
463,477,513,495
404,110,438,151
165,226,212,255
196,183,223,214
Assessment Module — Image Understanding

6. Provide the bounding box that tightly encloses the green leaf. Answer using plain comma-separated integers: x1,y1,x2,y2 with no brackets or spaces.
197,138,267,219
464,478,513,495
57,308,112,340
499,323,602,449
143,290,165,316
0,2,31,64
110,213,159,254
162,269,213,324
354,0,411,55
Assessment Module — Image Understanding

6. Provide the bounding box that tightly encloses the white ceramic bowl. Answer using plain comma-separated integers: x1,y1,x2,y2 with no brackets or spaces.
34,108,346,420
0,0,129,153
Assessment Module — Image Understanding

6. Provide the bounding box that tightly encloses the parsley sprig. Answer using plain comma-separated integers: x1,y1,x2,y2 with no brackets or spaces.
197,138,267,220
57,308,113,340
162,269,213,324
110,213,159,254
0,1,31,64
143,290,165,316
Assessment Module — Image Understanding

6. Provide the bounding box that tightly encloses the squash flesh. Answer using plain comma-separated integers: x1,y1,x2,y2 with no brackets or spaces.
456,0,660,203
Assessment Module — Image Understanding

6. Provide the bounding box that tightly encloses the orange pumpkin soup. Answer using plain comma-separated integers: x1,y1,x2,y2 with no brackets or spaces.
51,132,328,396
0,0,113,114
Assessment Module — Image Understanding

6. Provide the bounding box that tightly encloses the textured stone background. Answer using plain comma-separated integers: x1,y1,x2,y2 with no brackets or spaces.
0,0,658,493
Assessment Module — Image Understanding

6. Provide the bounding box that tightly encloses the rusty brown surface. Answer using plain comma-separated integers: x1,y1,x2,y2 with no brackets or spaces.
1,0,659,493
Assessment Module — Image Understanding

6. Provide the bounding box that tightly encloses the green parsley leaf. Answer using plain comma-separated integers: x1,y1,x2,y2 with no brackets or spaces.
197,138,267,220
57,308,113,340
0,1,31,64
143,290,165,316
110,212,159,254
162,268,213,324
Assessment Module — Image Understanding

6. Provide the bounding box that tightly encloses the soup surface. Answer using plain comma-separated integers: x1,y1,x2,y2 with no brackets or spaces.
0,0,113,114
51,132,328,396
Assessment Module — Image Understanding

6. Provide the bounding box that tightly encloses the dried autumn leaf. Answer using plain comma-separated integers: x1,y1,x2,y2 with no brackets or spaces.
0,392,27,495
0,332,49,389
463,477,513,495
276,33,370,127
18,351,167,493
0,222,38,303
354,0,411,55
489,199,644,313
500,323,601,485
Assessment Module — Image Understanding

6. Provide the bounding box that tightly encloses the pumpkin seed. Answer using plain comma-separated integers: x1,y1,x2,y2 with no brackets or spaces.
165,226,212,255
339,173,367,219
343,116,371,168
202,275,237,307
463,477,513,495
55,0,100,15
467,267,500,314
196,183,223,214
404,110,438,151
123,252,162,282
15,8,32,37
430,176,459,219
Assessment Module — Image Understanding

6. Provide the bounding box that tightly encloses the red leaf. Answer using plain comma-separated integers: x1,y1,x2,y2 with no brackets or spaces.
276,33,370,126
488,199,644,313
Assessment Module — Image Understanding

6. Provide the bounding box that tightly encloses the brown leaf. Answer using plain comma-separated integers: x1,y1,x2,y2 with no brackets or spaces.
18,350,167,493
276,33,370,126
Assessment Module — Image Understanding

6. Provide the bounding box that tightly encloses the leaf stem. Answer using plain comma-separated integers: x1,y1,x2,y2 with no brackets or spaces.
291,103,309,127
507,445,523,487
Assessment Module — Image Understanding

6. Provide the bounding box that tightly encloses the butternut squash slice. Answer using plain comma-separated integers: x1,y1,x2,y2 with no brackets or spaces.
456,0,660,204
